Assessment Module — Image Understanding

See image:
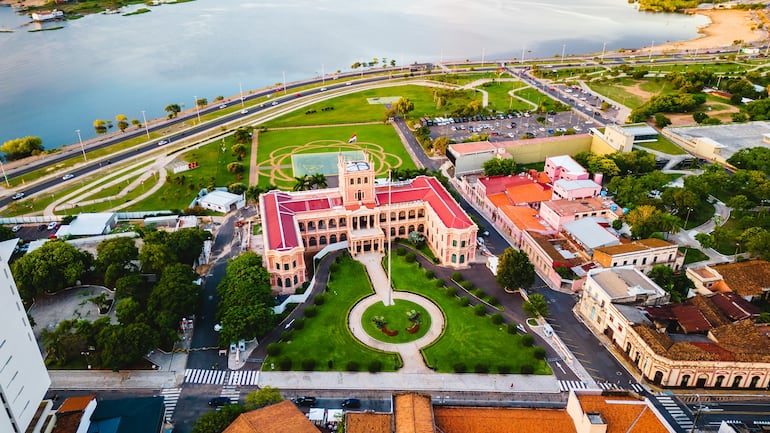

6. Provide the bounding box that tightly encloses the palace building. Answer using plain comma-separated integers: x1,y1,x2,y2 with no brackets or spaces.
259,154,477,293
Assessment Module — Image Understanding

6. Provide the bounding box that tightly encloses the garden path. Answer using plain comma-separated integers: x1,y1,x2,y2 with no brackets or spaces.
349,252,445,373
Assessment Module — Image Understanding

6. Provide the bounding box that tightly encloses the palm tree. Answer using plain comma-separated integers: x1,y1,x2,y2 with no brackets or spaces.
310,173,327,189
293,175,311,191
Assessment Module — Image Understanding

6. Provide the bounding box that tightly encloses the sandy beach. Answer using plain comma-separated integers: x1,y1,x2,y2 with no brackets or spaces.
654,9,767,52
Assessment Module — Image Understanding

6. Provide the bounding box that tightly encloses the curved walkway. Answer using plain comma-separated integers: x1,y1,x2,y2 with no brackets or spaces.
348,291,445,373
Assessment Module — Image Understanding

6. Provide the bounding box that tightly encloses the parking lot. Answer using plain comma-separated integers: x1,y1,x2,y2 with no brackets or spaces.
8,223,60,243
428,110,599,143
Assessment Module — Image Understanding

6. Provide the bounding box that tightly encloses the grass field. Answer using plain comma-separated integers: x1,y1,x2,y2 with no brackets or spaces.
483,81,531,112
587,79,647,109
362,299,431,343
263,85,480,128
513,87,563,112
255,124,416,189
634,137,686,155
390,258,551,374
679,247,709,265
267,255,402,372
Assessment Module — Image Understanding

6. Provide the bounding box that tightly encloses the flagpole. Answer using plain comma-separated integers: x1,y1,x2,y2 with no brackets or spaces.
387,168,392,306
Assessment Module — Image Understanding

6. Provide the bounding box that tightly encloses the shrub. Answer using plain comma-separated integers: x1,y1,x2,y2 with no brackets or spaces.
474,304,486,316
293,317,305,330
460,281,474,290
226,162,244,174
534,347,546,360
303,306,317,318
301,359,316,371
453,362,467,373
520,364,534,374
491,313,503,324
280,330,293,341
433,257,440,264
266,343,281,356
521,334,535,347
436,279,446,289
405,252,416,263
329,263,340,272
313,294,326,305
488,296,499,306
458,296,470,306
367,360,382,373
345,361,360,371
451,271,463,281
278,358,292,370
507,323,518,334
425,270,435,279
335,255,343,263
470,286,483,295
474,363,489,374
498,365,512,374
396,248,406,256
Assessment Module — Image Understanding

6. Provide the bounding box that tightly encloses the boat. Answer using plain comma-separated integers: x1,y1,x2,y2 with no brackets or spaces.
30,9,64,22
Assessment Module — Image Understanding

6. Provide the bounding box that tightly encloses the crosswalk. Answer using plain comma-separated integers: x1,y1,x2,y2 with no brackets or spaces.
217,385,241,409
558,380,645,394
160,387,181,422
654,395,693,431
183,368,261,386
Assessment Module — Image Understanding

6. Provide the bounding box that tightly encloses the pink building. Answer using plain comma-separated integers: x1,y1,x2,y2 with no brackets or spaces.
544,155,589,182
259,154,477,293
551,179,601,200
539,196,621,231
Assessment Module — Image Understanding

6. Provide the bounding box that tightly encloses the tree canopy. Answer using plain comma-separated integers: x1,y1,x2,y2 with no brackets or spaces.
244,386,284,410
482,157,516,177
12,240,91,305
496,248,535,291
1,136,44,161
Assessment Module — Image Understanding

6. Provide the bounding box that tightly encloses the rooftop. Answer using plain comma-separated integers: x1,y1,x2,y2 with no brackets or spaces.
346,412,392,433
393,393,434,433
667,120,770,160
447,140,498,155
434,406,576,433
547,155,588,176
499,205,547,232
199,189,243,207
477,173,549,196
223,401,320,433
589,267,665,302
575,394,668,433
711,260,770,297
87,396,163,433
595,238,676,256
562,217,619,251
553,179,601,191
69,212,115,236
541,196,618,217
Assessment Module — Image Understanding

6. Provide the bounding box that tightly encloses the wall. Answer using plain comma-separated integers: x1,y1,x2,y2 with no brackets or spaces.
504,136,592,164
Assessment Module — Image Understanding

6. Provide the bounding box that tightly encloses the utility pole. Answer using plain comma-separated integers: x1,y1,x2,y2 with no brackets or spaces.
561,44,566,64
141,110,150,140
75,129,87,161
194,95,201,123
239,83,245,107
601,41,607,62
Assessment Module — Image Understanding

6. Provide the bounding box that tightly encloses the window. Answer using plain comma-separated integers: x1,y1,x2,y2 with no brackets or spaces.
357,178,361,184
292,260,297,268
452,240,457,247
632,259,637,265
284,263,289,271
451,254,457,263
459,255,465,264
642,257,647,265
461,240,466,248
350,178,354,185
364,177,368,183
653,256,658,263
276,263,280,270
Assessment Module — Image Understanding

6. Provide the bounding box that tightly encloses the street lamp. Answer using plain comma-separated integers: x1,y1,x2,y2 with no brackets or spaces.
601,41,607,62
561,44,566,64
649,40,655,61
239,83,245,107
194,95,201,123
81,351,91,369
141,110,150,140
75,129,87,162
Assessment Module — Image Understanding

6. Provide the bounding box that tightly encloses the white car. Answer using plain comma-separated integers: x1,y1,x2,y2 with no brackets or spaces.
11,225,20,233
345,82,353,86
62,174,75,181
47,221,58,230
320,87,327,91
157,140,169,146
218,104,227,109
11,192,24,200
240,109,249,115
271,101,278,106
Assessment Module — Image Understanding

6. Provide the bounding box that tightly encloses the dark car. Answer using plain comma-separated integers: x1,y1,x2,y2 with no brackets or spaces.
293,396,317,407
208,397,231,407
341,398,361,409
37,224,47,231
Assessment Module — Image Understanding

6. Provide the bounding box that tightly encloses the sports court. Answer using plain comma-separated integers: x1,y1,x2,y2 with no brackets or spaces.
292,150,365,176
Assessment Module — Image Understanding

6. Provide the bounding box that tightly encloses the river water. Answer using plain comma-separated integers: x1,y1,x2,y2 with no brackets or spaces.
0,0,708,148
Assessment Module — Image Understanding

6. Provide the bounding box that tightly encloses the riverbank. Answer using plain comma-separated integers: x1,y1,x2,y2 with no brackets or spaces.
655,9,767,52
0,0,46,7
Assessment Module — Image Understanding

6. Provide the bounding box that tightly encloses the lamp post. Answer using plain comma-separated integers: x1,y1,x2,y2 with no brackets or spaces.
80,351,91,369
601,41,607,62
194,95,201,123
75,129,87,162
141,110,150,140
561,43,566,64
649,40,655,61
239,83,245,107
0,160,9,187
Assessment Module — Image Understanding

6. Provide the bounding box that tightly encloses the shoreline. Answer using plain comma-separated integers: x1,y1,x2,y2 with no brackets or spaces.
652,9,767,53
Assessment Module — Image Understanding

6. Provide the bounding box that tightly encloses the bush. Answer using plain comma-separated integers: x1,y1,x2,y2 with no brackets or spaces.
507,323,518,334
335,255,343,263
498,365,512,374
520,364,534,374
303,306,317,318
405,252,416,263
491,313,503,324
458,296,470,306
301,359,316,371
534,347,546,360
436,279,446,289
266,343,281,356
470,286,483,295
280,330,293,341
451,271,463,281
521,334,535,347
474,363,489,374
278,358,292,370
329,263,340,273
444,286,456,296
367,360,382,373
425,270,435,279
313,294,326,305
488,296,499,306
226,162,244,174
474,304,486,316
460,281,474,290
345,361,360,371
453,362,467,373
396,248,406,256
293,317,305,330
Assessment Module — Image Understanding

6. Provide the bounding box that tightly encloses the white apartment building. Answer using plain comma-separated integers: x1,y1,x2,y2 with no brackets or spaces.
0,239,51,433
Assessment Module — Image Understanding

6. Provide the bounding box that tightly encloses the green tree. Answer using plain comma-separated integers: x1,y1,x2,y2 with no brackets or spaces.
41,319,88,366
626,205,680,239
226,162,243,174
166,228,209,265
115,114,129,132
233,127,251,144
115,297,143,325
228,182,247,195
523,293,549,318
293,175,312,191
96,237,139,274
244,386,283,410
138,242,174,274
309,173,328,189
694,232,715,249
654,112,672,128
216,253,275,345
0,226,15,241
393,97,414,118
431,136,450,155
12,240,90,305
482,157,516,176
196,97,208,107
190,404,244,433
496,248,535,291
93,119,108,134
1,136,44,160
147,264,201,330
98,322,159,370
693,111,708,123
164,103,182,119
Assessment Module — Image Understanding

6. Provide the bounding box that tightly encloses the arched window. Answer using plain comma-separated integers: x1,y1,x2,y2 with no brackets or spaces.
418,209,425,218
750,376,761,389
408,210,416,219
459,254,465,264
329,219,336,228
355,190,364,200
285,278,291,288
330,234,337,243
732,376,743,388
715,375,725,388
320,235,327,245
398,226,406,235
277,278,283,287
340,233,347,241
308,237,317,247
298,222,305,232
451,254,457,263
418,224,425,232
680,375,690,387
318,220,326,230
390,227,396,236
398,211,406,220
339,218,346,227
294,275,298,284
408,225,415,233
308,221,316,230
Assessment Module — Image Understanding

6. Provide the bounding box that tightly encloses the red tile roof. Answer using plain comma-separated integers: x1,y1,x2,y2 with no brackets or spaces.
57,395,95,413
376,176,473,230
478,174,541,195
710,292,760,321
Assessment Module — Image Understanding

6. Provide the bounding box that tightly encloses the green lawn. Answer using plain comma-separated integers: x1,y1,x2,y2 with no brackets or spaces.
390,258,551,374
362,299,431,343
427,72,503,86
266,254,402,372
124,135,251,211
638,79,676,95
513,87,563,112
634,136,686,155
483,81,532,112
255,124,416,190
587,79,647,109
263,85,479,128
679,247,709,265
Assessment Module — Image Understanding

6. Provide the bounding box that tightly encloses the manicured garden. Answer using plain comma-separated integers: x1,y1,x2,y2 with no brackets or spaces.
362,299,431,343
265,255,403,372
634,136,686,155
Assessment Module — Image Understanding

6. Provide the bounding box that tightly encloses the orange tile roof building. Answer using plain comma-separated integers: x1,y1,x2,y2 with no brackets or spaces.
259,154,477,293
594,238,683,274
687,260,770,302
223,400,321,433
